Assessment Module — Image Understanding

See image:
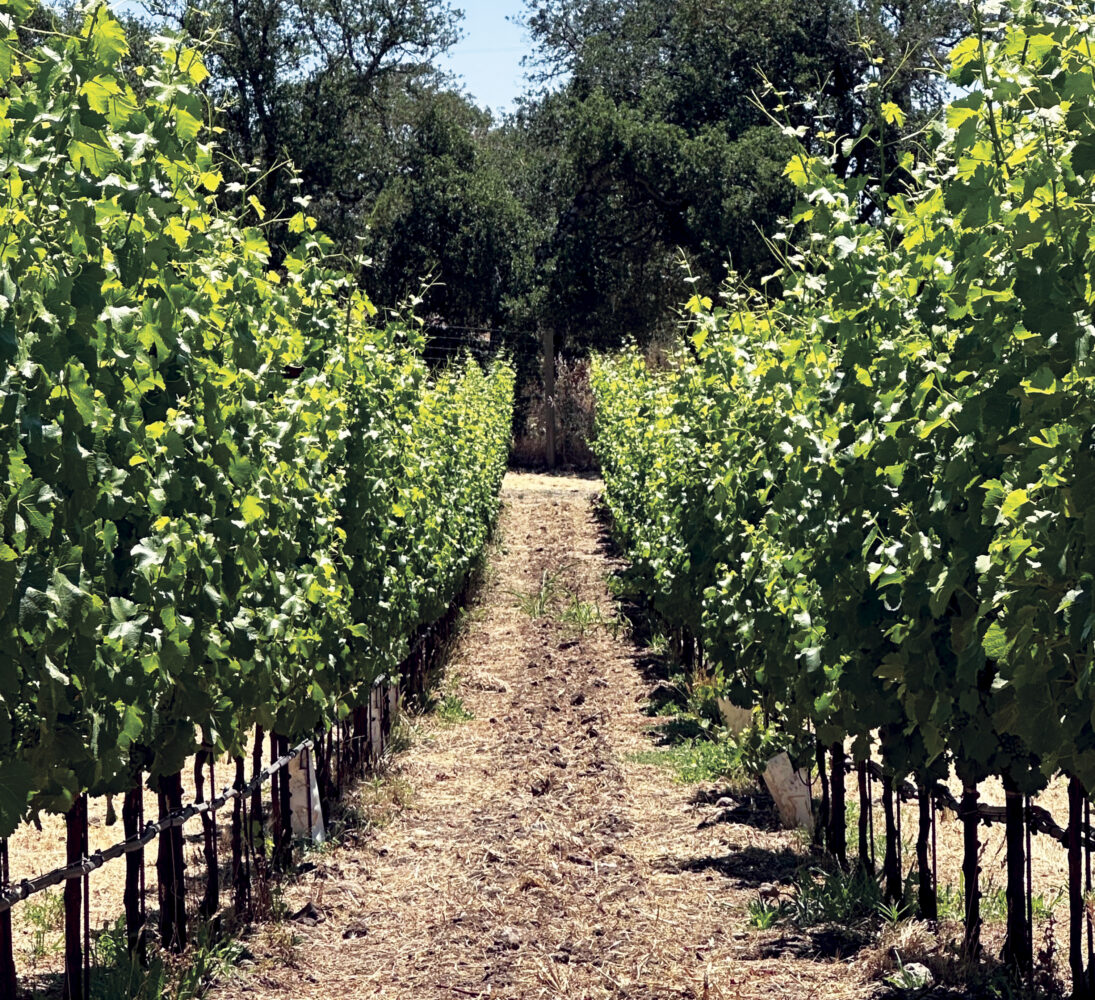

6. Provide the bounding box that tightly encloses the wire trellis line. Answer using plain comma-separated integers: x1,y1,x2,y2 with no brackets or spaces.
0,738,317,914
845,757,1095,852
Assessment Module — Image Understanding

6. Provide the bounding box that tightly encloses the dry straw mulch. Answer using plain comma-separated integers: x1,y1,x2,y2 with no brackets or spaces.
208,473,876,1000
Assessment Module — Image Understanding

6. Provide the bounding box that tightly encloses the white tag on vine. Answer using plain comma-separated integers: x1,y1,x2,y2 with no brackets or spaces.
763,752,814,834
289,747,326,844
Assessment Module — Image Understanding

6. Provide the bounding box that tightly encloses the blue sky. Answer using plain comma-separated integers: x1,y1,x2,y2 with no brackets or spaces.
115,0,534,115
438,2,531,116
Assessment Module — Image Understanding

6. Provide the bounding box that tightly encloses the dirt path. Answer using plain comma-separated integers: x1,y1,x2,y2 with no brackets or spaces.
213,472,872,1000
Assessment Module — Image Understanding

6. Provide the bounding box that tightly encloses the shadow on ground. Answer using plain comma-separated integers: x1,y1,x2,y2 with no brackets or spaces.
653,844,802,888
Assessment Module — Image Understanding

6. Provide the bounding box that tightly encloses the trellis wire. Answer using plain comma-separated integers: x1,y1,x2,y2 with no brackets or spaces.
0,738,315,915
0,583,459,921
848,759,1095,852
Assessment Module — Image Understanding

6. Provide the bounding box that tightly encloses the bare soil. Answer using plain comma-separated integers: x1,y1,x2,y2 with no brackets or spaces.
207,473,875,1000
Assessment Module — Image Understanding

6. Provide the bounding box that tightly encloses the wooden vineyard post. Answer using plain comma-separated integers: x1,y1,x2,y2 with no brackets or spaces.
250,727,266,872
1003,778,1031,975
269,733,282,870
1070,777,1091,999
916,780,937,921
815,740,830,849
382,683,392,745
156,772,187,952
322,730,334,825
277,736,292,870
313,733,327,826
543,327,556,469
961,784,982,961
63,794,87,1000
335,722,344,800
882,774,901,902
829,743,846,867
352,706,368,774
857,762,871,872
194,750,219,917
122,778,146,960
231,756,247,921
0,840,15,999
373,684,383,761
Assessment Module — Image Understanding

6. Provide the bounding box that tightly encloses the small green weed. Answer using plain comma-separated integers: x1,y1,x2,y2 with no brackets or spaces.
19,889,64,969
646,631,671,657
629,738,747,785
1033,888,1065,920
788,864,882,928
876,897,912,924
90,920,166,1000
436,693,474,723
558,594,608,636
746,898,784,930
512,568,564,618
89,919,244,1000
937,880,1063,924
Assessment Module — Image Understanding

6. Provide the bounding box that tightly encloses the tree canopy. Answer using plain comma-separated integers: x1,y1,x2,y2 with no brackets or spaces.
512,0,967,349
112,0,966,353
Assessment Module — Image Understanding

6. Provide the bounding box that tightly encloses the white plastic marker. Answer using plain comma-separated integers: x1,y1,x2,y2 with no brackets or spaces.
763,752,814,834
289,747,326,844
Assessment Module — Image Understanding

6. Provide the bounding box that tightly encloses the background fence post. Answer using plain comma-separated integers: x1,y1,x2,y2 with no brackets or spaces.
543,327,556,469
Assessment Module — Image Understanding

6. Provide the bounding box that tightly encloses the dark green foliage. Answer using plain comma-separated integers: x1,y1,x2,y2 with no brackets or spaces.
513,0,965,349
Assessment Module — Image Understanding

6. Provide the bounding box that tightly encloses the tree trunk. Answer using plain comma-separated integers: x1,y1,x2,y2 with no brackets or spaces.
352,705,368,773
269,731,282,869
194,750,219,917
857,762,872,872
815,740,830,849
1002,778,1031,974
543,327,556,469
0,840,16,999
231,755,247,921
1070,776,1091,999
277,735,293,870
250,726,265,868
